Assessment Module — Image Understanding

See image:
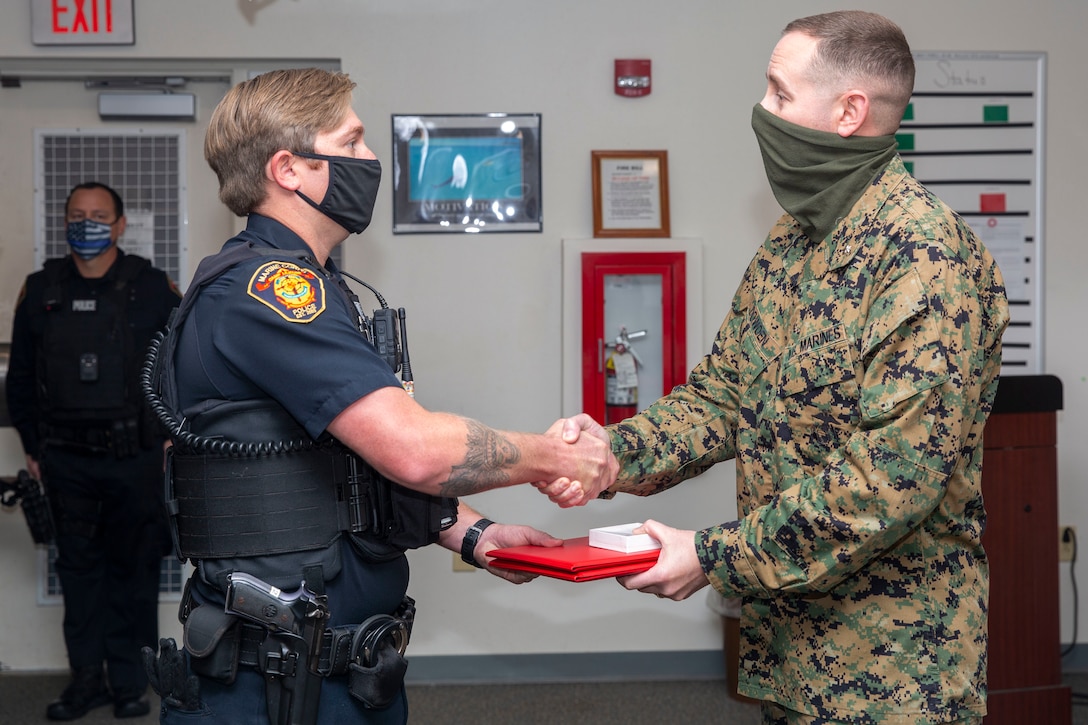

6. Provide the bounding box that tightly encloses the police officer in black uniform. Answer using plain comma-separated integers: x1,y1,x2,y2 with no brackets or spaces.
140,68,615,725
6,181,181,720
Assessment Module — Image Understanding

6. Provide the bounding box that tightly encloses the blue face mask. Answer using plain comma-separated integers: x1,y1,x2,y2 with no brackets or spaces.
66,219,115,260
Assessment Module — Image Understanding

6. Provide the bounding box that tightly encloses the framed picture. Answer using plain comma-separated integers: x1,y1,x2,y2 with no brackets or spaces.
390,113,542,234
591,150,670,238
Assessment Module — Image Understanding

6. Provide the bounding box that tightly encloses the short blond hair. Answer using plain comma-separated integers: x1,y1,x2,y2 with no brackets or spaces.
204,68,356,216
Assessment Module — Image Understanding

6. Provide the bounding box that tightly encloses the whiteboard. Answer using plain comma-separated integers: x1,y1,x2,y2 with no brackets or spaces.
899,52,1046,374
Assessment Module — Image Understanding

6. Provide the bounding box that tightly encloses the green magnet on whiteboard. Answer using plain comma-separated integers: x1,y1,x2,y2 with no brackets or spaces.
983,105,1009,123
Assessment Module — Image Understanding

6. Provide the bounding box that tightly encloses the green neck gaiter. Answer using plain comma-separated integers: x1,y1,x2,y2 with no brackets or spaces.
751,103,898,242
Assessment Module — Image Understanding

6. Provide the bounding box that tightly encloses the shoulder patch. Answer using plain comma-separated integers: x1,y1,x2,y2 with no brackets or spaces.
247,260,325,323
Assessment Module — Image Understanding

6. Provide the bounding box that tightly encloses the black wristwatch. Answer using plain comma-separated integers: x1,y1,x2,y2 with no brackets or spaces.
460,518,494,569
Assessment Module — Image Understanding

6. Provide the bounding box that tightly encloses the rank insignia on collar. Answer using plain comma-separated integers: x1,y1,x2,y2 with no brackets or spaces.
247,260,325,323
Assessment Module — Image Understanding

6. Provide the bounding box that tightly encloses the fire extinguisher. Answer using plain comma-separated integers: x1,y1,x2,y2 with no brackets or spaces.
604,327,644,424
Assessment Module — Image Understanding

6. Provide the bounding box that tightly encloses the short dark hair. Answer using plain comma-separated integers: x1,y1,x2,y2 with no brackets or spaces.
65,181,124,219
785,11,915,132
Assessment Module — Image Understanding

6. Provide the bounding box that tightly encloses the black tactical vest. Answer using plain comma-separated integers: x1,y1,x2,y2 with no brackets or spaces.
142,240,457,582
37,255,150,425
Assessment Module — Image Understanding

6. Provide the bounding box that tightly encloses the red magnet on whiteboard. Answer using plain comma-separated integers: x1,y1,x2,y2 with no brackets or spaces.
615,59,651,97
980,193,1006,213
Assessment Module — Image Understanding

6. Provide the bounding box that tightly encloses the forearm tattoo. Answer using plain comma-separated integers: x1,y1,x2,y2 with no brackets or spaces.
442,420,521,497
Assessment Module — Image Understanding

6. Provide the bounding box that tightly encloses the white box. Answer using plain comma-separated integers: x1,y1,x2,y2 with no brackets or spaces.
588,523,662,553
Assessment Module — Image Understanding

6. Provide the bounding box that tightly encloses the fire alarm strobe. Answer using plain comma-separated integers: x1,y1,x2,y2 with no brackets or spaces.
615,59,651,97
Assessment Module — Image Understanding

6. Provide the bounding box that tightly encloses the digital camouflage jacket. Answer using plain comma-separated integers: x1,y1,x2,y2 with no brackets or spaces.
606,156,1009,723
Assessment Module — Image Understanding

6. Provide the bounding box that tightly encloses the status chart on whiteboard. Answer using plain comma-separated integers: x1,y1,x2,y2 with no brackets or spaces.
898,52,1046,374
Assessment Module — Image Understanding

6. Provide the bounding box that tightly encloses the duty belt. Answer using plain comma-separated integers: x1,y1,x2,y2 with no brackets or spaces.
42,423,114,449
182,595,414,678
42,419,142,459
240,622,354,676
234,618,409,678
180,583,415,723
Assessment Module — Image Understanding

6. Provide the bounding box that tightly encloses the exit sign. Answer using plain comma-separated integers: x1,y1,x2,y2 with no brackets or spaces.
31,0,135,45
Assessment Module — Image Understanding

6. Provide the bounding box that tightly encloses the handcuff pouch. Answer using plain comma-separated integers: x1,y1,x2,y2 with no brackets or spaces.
347,615,409,709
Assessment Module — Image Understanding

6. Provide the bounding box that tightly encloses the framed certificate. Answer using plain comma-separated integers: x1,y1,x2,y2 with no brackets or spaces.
591,150,670,238
390,113,542,234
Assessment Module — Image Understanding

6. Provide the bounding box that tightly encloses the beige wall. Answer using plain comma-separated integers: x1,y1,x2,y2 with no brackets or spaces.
1,0,1086,671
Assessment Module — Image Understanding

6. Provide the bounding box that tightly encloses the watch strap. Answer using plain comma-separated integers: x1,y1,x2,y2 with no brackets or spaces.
460,518,494,569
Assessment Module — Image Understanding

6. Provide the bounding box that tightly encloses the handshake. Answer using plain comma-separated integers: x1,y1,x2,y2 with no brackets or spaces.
447,410,705,601
535,413,619,508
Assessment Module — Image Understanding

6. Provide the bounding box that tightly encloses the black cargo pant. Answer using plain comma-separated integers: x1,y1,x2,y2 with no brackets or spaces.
43,442,170,697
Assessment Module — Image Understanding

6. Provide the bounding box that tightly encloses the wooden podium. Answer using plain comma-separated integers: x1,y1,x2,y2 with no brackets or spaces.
982,374,1070,722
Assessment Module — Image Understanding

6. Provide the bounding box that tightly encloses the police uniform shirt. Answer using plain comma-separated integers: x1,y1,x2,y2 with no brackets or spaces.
174,213,408,627
604,156,1009,723
175,214,402,440
6,251,181,456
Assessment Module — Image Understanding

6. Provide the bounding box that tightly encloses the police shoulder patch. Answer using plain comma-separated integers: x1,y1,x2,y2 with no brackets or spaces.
247,260,325,323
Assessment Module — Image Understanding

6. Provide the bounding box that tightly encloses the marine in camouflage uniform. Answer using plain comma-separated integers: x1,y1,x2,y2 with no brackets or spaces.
605,151,1008,722
533,12,1011,722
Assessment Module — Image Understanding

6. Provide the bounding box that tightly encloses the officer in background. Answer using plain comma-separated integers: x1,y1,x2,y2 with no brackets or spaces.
140,68,613,725
6,181,182,721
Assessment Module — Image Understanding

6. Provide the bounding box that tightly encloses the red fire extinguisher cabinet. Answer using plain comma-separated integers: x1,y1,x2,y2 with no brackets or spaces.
580,251,687,423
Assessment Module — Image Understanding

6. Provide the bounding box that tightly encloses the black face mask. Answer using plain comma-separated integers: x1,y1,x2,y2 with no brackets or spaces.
294,152,382,234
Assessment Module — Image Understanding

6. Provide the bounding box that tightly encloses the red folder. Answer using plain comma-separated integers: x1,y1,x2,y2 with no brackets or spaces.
486,536,660,582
